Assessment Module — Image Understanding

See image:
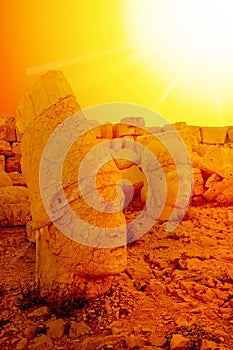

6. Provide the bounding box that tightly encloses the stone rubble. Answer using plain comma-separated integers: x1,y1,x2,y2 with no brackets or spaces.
1,206,233,349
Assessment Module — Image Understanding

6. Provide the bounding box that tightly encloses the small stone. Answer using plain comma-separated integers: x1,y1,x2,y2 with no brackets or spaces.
28,306,50,318
204,309,217,319
108,321,126,335
24,325,39,339
125,334,145,348
69,321,91,339
11,337,19,344
200,339,219,350
149,334,167,347
213,329,229,339
16,338,28,350
46,318,66,339
126,260,154,280
79,335,121,350
32,334,53,350
170,334,190,350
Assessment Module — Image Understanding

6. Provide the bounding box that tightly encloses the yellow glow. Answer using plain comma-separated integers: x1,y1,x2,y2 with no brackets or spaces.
127,0,233,63
5,1,233,126
124,0,233,125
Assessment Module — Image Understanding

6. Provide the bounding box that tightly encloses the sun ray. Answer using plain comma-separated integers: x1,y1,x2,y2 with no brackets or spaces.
155,76,179,108
26,44,136,76
208,69,224,125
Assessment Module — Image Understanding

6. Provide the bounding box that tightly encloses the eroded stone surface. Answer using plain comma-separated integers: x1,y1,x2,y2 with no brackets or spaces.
201,145,233,178
201,126,228,144
0,186,30,227
0,170,13,187
16,70,126,298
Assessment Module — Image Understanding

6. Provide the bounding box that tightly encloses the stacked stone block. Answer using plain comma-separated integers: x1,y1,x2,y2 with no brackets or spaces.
0,116,30,228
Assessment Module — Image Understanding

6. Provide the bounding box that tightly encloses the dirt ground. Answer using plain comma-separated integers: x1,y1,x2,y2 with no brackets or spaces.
1,204,233,349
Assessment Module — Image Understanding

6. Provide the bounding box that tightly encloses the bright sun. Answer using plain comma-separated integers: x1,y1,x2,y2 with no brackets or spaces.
124,0,233,125
126,0,233,69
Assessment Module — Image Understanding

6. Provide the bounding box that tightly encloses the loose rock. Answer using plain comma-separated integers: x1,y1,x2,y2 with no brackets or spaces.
46,318,66,339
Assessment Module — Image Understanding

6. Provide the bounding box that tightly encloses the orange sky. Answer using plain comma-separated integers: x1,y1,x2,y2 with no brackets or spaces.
1,1,233,126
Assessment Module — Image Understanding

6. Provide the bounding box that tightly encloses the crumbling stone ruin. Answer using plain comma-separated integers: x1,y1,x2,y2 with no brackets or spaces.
1,70,233,299
0,116,30,231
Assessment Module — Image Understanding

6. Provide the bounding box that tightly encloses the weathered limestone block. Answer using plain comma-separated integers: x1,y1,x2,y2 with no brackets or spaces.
12,142,21,154
159,131,191,166
201,145,233,177
90,125,102,138
228,127,233,142
120,165,146,198
0,140,13,156
139,129,192,220
0,155,5,170
5,154,21,173
111,137,123,152
194,143,209,157
8,172,26,186
187,125,201,142
164,122,187,132
0,116,16,142
16,71,76,133
139,128,192,219
141,166,191,221
120,116,145,128
0,125,7,140
185,125,202,154
135,134,155,155
191,152,202,168
0,185,28,202
192,168,204,196
0,170,13,187
0,186,30,227
16,70,126,298
143,138,174,170
114,118,145,138
100,123,113,139
113,148,140,170
205,174,222,188
201,126,228,144
177,128,193,153
203,178,233,204
216,184,233,204
172,121,187,130
141,131,189,171
5,117,17,142
145,126,162,134
26,220,36,243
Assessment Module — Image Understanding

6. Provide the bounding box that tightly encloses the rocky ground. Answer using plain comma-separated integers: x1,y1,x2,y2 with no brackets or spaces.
1,204,233,349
